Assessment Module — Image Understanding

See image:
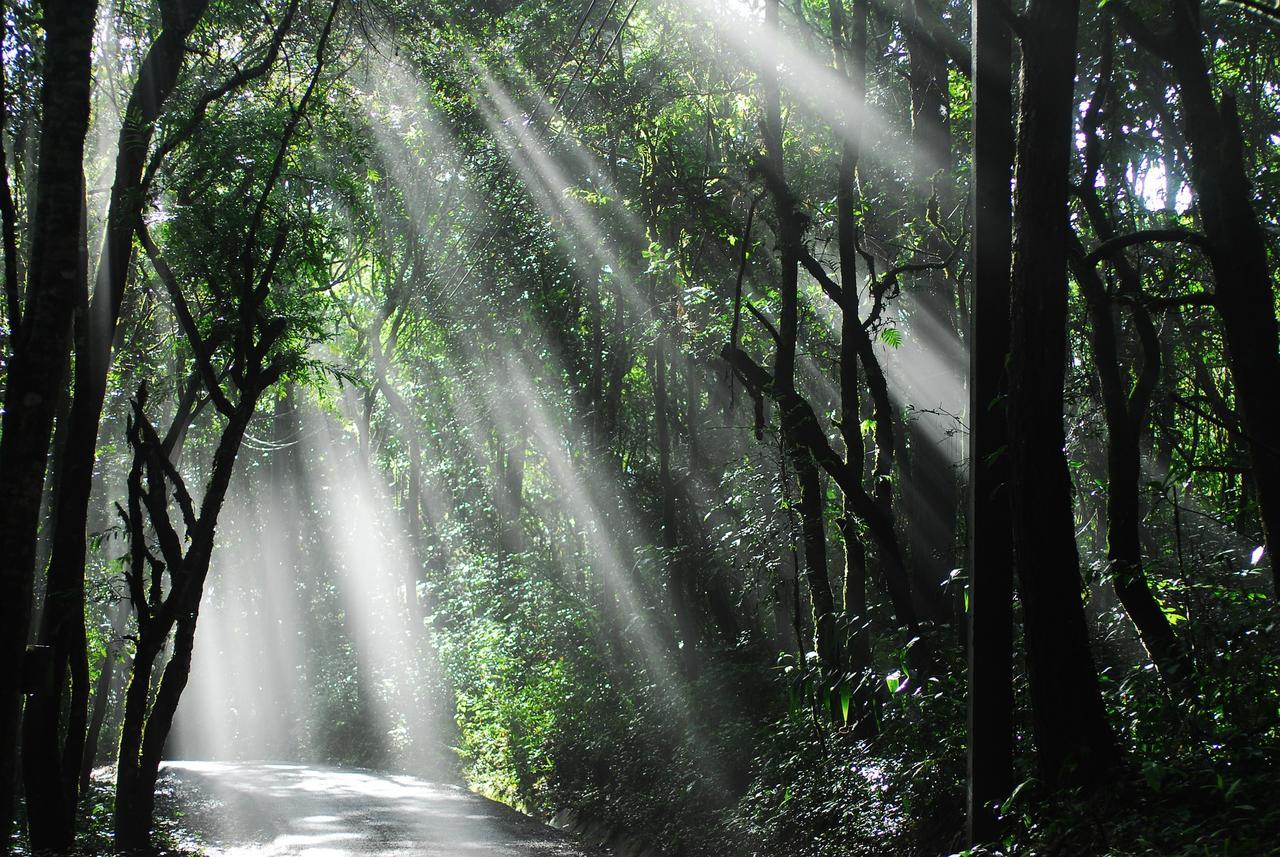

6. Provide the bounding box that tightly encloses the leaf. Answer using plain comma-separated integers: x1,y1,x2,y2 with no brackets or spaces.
1250,545,1265,566
1000,778,1036,816
880,327,903,349
885,670,901,693
840,686,852,723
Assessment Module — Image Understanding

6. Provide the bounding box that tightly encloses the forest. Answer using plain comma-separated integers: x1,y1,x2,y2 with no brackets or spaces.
1,0,1279,854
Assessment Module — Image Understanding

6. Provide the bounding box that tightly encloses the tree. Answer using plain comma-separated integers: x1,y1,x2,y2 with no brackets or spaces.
1116,0,1280,594
21,3,219,846
1007,0,1116,785
967,0,1015,839
113,2,340,846
0,3,98,844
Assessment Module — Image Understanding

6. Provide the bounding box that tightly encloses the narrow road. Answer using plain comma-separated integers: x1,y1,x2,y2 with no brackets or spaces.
160,761,606,856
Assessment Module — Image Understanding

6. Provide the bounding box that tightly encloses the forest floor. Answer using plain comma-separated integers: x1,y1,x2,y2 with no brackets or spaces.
156,761,609,856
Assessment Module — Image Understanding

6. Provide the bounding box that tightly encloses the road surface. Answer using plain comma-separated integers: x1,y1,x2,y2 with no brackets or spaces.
160,761,606,856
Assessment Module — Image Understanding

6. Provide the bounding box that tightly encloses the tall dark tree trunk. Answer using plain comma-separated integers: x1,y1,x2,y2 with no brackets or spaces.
1071,249,1194,694
0,2,98,844
116,607,198,852
113,633,164,854
1159,0,1280,593
1008,0,1116,786
966,0,1015,838
0,33,20,350
23,4,212,847
587,266,605,445
905,0,951,191
603,271,627,447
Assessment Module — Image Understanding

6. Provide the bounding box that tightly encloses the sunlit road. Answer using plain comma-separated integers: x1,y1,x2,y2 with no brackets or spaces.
161,761,606,856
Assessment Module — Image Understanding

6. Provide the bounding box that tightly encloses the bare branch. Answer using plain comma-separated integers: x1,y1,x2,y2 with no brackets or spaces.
1084,228,1212,266
745,301,781,346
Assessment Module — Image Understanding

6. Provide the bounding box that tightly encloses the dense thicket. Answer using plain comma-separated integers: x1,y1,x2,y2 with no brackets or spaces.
1,0,1278,854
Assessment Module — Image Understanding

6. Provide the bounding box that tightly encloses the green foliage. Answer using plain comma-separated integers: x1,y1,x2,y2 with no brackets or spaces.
10,0,1280,853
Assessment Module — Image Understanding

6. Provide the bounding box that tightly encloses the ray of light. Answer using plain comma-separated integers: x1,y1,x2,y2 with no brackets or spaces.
673,0,941,177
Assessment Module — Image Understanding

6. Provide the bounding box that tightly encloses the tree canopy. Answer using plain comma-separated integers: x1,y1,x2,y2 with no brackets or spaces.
2,0,1279,854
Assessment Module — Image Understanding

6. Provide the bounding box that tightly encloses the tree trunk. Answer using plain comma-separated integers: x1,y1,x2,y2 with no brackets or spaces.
1071,250,1194,695
113,631,163,853
762,0,841,685
588,266,605,445
498,435,526,557
829,0,875,732
1160,0,1280,593
1069,27,1195,698
901,0,960,627
0,2,98,843
905,0,951,191
22,5,211,846
967,0,1015,838
1008,0,1115,786
115,404,255,851
603,270,627,448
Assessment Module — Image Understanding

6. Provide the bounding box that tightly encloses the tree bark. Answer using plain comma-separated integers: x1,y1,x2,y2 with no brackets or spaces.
1008,0,1116,786
1070,26,1195,699
1071,247,1194,695
115,401,256,851
966,0,1015,839
22,4,213,847
0,2,98,844
901,0,960,625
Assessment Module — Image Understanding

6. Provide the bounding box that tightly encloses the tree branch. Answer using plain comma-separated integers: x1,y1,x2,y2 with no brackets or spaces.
798,248,846,310
141,0,300,193
136,217,236,417
1085,228,1211,266
746,301,782,346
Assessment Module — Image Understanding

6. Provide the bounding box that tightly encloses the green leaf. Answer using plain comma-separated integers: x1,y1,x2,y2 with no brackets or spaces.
880,327,903,349
840,686,852,722
1000,778,1036,816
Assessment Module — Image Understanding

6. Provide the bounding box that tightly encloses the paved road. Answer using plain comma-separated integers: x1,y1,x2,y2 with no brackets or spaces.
160,761,605,856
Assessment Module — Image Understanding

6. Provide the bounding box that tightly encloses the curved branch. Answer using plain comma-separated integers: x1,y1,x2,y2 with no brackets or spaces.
1084,228,1211,266
141,0,300,193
